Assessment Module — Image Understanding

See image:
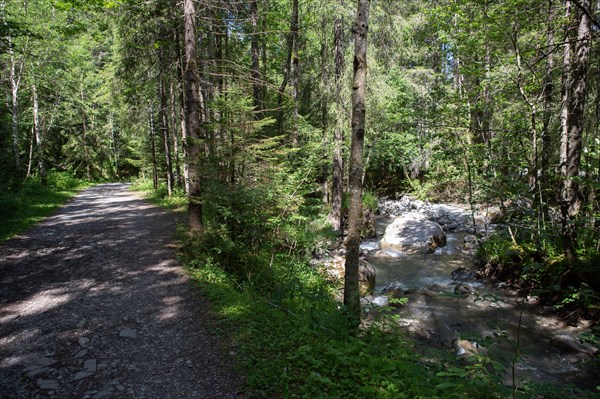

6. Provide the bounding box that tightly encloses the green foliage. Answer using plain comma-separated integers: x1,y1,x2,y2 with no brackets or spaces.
184,248,448,399
0,170,90,242
478,221,600,320
129,178,187,210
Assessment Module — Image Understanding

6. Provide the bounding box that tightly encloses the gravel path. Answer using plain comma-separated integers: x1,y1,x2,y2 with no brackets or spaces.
0,183,242,398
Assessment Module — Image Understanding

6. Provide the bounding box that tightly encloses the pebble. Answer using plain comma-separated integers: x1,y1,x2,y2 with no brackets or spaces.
26,367,50,378
35,357,57,367
37,379,59,390
94,390,113,398
74,371,94,380
75,349,88,358
84,359,97,372
119,328,137,338
79,337,90,347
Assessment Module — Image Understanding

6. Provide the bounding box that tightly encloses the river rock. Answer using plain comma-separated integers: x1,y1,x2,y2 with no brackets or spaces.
454,283,477,296
451,267,478,282
358,262,376,295
321,256,375,296
363,295,389,307
453,339,481,357
549,334,597,357
380,213,446,254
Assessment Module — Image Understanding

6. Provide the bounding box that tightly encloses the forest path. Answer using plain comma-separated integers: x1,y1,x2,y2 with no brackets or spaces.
0,183,241,398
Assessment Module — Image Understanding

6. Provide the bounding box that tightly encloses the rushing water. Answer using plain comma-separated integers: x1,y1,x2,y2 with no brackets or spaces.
362,215,598,388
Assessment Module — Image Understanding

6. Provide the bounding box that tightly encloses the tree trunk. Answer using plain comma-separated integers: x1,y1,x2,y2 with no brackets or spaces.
184,0,203,234
159,71,174,198
344,0,370,331
277,0,299,137
250,0,262,114
2,0,24,171
32,83,46,185
81,89,91,180
175,23,190,194
170,81,183,189
291,0,300,146
559,0,592,268
540,0,555,187
320,14,329,204
329,0,345,233
149,105,159,191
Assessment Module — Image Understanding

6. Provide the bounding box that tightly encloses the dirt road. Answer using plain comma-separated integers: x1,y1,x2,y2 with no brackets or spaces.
0,183,241,398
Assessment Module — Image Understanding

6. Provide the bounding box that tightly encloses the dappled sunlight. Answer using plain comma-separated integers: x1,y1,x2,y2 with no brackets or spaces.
0,183,232,397
5,289,73,318
0,329,40,356
157,296,185,322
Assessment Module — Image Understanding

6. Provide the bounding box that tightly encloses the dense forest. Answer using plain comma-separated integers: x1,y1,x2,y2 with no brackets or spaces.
2,0,600,397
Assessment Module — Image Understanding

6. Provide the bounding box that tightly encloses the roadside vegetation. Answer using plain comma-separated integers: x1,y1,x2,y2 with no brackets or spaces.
0,171,90,242
133,183,598,399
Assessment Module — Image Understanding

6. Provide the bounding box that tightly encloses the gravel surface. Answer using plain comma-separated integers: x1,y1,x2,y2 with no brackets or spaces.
0,183,242,398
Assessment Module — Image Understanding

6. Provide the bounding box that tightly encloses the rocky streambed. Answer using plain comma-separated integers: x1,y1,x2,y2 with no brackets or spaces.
317,196,599,390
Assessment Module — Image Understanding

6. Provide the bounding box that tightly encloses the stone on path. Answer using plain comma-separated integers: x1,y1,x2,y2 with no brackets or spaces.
37,379,59,390
119,327,137,338
74,371,94,380
84,359,97,372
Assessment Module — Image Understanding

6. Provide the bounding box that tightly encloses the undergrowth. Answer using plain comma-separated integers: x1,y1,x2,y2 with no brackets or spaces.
0,170,91,242
476,223,600,321
148,182,599,398
129,179,188,211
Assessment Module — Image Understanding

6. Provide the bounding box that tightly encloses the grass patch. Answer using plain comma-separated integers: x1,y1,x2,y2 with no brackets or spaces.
129,179,187,211
0,171,91,242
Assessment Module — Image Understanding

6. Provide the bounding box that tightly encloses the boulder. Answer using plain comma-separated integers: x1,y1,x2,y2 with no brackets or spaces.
359,261,376,296
322,256,375,296
451,267,478,282
453,339,480,357
380,213,446,254
454,283,477,296
549,335,597,357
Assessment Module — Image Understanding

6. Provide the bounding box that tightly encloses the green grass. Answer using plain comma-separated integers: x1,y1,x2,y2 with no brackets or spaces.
0,171,91,242
143,184,600,399
129,179,188,212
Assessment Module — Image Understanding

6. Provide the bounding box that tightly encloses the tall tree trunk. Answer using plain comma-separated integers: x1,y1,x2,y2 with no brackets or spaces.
277,0,299,136
559,0,592,269
159,70,174,198
540,0,555,187
344,0,370,331
175,23,190,194
2,0,24,170
250,0,262,114
170,81,183,189
184,0,203,234
32,82,46,185
110,113,119,178
320,14,329,204
26,126,34,178
149,105,159,191
81,89,91,180
290,0,300,146
329,0,345,233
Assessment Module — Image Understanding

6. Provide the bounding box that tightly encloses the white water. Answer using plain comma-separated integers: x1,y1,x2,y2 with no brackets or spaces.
363,215,598,388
